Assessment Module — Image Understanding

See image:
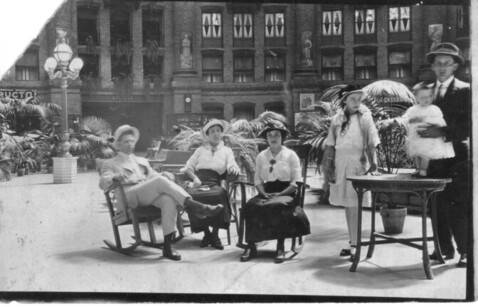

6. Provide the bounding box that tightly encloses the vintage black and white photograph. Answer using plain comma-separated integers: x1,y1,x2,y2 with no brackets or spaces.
0,0,474,303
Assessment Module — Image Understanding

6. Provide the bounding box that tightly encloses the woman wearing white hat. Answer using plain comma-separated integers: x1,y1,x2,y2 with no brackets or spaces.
180,119,240,249
323,84,380,261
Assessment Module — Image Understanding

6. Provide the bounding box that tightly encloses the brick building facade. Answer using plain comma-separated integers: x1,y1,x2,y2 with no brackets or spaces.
0,1,470,150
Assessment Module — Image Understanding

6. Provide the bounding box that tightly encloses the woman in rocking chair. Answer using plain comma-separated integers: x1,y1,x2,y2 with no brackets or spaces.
181,119,240,249
240,121,310,263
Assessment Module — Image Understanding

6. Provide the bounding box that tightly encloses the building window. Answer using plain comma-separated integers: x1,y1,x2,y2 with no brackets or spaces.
457,46,471,77
388,50,411,78
456,5,470,37
202,55,223,83
264,101,285,116
389,6,411,41
264,11,286,46
202,12,222,38
15,50,39,81
265,52,285,82
110,8,132,77
80,54,99,77
265,13,285,38
233,103,255,120
77,6,98,46
143,8,164,47
233,13,254,47
322,53,343,81
355,52,376,80
234,13,253,38
202,103,224,118
79,54,100,93
143,55,163,84
354,9,376,44
322,10,343,45
234,55,254,83
389,7,410,32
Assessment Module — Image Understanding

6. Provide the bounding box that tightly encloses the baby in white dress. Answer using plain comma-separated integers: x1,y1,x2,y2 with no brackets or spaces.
391,82,455,176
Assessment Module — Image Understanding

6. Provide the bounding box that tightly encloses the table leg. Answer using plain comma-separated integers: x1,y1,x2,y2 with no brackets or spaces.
366,192,377,259
421,190,434,280
350,187,363,272
430,192,445,264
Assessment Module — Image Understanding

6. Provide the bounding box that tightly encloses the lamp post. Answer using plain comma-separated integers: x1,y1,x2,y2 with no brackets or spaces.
44,38,83,183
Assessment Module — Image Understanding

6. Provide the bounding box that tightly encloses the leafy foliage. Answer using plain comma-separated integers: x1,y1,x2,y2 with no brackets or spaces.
69,116,115,159
296,81,416,173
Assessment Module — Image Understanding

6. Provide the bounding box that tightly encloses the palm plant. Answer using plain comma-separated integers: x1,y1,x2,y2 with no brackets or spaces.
0,97,61,133
295,85,346,171
69,116,115,162
0,133,22,180
362,80,416,173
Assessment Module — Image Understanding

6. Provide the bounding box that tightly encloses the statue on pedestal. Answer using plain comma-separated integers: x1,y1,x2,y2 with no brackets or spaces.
180,33,192,69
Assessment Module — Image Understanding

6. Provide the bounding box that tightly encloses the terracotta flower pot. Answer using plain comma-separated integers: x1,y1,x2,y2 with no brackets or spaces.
380,206,407,234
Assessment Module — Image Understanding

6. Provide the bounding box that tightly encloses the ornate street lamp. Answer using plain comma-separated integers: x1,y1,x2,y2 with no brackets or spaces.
44,35,83,183
44,40,83,157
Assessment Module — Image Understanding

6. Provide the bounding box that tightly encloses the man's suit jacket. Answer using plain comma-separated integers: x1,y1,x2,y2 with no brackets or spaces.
99,154,157,192
428,77,471,202
431,77,470,163
99,154,158,211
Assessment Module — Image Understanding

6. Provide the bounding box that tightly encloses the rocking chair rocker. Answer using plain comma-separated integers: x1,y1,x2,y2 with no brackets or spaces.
103,179,185,255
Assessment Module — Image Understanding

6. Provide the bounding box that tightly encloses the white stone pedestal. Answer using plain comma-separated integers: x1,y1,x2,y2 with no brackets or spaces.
53,157,78,184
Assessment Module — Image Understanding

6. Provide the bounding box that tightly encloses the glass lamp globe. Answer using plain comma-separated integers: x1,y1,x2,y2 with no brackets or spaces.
44,57,58,72
53,43,73,65
69,58,84,72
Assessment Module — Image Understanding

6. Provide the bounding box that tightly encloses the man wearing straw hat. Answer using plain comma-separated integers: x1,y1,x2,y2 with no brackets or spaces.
417,42,471,268
99,125,223,261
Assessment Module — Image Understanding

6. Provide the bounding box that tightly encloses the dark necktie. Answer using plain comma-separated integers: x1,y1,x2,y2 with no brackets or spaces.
434,84,444,105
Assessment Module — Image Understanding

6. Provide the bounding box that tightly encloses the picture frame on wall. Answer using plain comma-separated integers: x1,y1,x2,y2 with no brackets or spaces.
299,93,315,111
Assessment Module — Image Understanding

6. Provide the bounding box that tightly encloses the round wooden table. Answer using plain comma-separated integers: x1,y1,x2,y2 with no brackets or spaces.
347,173,451,280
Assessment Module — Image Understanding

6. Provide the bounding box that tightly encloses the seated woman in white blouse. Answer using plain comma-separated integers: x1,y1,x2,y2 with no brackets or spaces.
181,119,240,249
240,121,310,263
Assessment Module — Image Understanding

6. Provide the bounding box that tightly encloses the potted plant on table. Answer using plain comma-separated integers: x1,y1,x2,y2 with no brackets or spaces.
362,80,416,234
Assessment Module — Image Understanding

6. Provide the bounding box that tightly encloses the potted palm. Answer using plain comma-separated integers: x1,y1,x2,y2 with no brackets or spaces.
361,80,416,234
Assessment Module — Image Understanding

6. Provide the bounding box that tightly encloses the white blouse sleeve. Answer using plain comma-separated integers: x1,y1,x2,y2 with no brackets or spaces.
363,112,380,148
253,153,264,186
289,151,302,187
180,146,201,173
225,147,239,172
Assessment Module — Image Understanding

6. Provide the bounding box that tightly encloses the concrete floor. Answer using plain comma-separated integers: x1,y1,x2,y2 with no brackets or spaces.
0,169,468,302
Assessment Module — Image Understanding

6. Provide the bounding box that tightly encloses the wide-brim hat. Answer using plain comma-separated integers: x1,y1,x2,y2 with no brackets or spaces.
426,42,464,65
258,121,290,138
338,84,365,105
202,119,228,138
113,124,140,147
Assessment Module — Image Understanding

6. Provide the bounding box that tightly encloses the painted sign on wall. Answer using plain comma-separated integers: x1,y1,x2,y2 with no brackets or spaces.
0,89,37,99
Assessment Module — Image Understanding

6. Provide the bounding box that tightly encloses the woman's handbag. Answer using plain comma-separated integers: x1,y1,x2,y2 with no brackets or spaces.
321,145,336,183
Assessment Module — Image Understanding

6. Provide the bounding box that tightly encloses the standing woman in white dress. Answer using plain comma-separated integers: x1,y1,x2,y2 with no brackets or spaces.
323,85,380,261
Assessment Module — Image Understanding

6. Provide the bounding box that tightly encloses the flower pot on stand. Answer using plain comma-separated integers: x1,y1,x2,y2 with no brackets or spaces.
17,167,26,177
380,205,407,234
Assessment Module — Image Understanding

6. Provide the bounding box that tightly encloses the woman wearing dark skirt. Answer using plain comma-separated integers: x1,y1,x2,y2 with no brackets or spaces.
240,121,310,263
181,119,240,249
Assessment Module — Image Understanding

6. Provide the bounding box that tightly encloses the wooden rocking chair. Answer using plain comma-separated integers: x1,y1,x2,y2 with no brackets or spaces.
103,179,185,255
